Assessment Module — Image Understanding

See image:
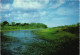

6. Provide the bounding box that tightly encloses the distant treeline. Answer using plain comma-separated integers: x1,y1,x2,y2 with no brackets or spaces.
1,21,47,31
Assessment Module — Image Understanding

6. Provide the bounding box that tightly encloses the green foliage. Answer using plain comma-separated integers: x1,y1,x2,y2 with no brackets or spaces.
22,23,29,26
31,23,79,55
29,23,47,29
15,23,22,26
12,22,15,26
2,21,9,26
1,23,79,55
1,21,47,31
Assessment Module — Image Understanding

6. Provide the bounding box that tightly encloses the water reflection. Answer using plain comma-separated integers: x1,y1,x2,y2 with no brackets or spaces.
2,30,42,55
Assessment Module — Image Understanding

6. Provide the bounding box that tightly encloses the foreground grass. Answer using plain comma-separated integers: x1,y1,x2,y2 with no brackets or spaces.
30,24,79,55
1,24,79,55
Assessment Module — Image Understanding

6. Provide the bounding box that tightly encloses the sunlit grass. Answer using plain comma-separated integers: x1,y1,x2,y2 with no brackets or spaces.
31,24,79,55
1,23,79,55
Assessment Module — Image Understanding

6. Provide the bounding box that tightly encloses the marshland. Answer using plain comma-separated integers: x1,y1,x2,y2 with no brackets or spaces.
1,21,79,55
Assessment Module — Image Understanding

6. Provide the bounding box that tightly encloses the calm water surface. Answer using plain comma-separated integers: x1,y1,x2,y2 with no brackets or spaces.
2,29,43,55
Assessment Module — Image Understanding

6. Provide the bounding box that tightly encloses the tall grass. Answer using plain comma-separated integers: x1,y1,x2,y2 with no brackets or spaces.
30,23,79,55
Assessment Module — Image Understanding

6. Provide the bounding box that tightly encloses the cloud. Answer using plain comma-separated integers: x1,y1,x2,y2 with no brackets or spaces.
54,7,79,16
49,0,66,9
0,0,49,12
4,14,11,17
40,11,47,16
2,10,41,23
3,11,31,18
1,0,79,27
0,0,66,12
0,3,13,12
12,0,49,9
46,7,78,17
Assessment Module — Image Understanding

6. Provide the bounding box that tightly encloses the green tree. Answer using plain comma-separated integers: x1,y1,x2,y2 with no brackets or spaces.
3,21,9,26
0,22,3,26
16,23,21,26
12,22,15,26
22,23,29,26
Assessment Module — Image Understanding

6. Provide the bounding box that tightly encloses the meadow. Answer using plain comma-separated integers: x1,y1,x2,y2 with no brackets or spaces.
1,22,79,55
30,23,79,55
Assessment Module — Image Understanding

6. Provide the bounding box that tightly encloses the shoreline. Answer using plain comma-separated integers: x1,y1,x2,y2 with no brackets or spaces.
1,29,29,32
1,28,43,32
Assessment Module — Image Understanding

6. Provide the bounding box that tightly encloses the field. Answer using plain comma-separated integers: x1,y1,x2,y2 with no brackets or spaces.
1,23,79,55
30,23,79,55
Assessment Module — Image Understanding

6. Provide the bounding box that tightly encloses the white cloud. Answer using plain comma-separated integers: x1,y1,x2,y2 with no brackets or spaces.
4,11,31,18
4,14,11,17
40,11,47,16
12,12,40,23
54,7,78,15
0,3,13,12
49,0,66,9
12,0,49,9
42,11,47,15
0,0,66,11
0,0,49,11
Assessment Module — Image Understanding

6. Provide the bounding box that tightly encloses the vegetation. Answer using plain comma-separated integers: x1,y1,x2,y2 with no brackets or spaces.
1,33,19,42
1,21,47,31
29,23,79,55
1,21,79,55
1,33,19,55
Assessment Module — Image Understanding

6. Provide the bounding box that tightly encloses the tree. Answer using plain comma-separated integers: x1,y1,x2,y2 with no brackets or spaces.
0,22,3,26
29,23,47,28
22,23,29,26
15,23,21,26
43,24,47,28
3,21,9,26
12,22,15,26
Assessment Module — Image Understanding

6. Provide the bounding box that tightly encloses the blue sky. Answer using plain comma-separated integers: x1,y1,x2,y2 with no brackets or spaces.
0,0,79,27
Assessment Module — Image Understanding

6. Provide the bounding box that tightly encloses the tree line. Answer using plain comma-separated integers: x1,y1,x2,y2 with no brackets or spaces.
1,21,47,28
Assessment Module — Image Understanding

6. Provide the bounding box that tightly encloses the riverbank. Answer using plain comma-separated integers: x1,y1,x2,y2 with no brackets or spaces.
1,29,44,55
31,24,79,55
1,22,47,32
1,28,43,32
1,23,79,55
1,29,28,32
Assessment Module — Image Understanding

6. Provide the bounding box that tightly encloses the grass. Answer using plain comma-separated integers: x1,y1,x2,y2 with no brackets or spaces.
1,26,28,32
1,23,79,55
30,24,79,55
1,26,45,32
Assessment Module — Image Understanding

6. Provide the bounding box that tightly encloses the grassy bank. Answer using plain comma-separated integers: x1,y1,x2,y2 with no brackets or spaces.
1,26,28,32
1,21,47,32
1,26,47,32
30,24,79,55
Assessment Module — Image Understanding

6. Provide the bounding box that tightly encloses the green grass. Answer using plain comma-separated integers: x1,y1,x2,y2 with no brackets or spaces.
1,26,46,32
30,24,79,55
1,26,27,31
1,23,79,55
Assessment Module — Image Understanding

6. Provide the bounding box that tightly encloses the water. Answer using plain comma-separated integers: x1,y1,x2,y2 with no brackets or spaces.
2,29,43,55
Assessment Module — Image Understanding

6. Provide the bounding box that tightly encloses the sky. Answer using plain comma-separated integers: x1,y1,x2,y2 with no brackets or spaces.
0,0,79,27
